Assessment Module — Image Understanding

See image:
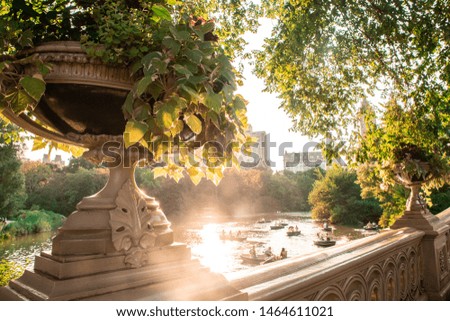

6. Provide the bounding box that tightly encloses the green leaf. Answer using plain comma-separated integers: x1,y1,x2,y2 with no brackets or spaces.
136,75,154,97
152,4,171,21
122,92,134,115
124,120,149,148
19,76,45,102
173,64,193,78
162,37,181,56
185,49,203,64
207,111,220,129
142,52,162,66
193,22,215,39
180,85,201,102
185,114,202,135
10,90,35,113
169,26,191,41
187,75,208,85
233,95,247,110
204,92,222,113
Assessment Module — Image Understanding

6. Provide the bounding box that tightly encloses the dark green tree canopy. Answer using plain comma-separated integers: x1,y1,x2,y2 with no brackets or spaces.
255,0,449,194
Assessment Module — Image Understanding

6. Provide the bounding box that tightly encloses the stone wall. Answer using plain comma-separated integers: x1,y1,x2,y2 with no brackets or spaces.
227,228,427,300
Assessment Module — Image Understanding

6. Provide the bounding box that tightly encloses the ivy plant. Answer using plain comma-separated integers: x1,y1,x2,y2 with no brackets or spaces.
0,0,258,185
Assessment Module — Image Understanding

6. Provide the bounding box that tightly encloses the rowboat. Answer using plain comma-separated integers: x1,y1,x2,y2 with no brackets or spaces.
314,239,336,247
270,224,284,230
240,254,275,265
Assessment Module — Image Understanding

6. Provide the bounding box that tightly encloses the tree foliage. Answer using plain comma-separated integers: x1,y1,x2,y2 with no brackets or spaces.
309,166,382,226
23,164,108,216
256,0,449,169
0,120,25,218
256,1,450,219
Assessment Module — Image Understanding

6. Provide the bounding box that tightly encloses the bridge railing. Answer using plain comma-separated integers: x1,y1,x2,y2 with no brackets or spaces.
227,228,426,300
436,207,450,292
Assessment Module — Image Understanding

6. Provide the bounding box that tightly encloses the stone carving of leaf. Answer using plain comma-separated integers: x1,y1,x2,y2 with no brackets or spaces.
109,179,157,267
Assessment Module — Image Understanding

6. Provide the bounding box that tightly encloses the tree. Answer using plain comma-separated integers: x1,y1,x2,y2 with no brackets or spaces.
256,1,450,220
256,0,449,178
309,166,382,226
0,120,25,218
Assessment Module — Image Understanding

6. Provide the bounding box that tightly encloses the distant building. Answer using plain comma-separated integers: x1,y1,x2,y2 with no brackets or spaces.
238,127,270,170
43,153,65,168
283,150,326,173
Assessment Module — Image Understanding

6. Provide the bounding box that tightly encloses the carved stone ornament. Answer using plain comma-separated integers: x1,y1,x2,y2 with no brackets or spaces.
109,179,157,268
439,248,448,276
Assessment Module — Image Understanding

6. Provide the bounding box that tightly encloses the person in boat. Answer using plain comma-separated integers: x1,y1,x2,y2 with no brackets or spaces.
325,232,330,241
237,230,242,237
295,225,299,231
280,248,287,259
249,245,257,258
264,247,273,257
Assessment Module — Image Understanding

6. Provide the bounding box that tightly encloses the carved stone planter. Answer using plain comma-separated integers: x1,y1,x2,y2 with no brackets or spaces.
0,41,244,300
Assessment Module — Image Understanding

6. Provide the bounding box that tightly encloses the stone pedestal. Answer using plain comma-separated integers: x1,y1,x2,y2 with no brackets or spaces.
391,183,450,300
0,146,245,301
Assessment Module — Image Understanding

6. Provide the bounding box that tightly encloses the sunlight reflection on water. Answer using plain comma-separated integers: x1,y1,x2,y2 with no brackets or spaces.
174,212,376,275
1,212,377,274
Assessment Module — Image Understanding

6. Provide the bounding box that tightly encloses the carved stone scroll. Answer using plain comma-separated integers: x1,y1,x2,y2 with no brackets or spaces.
109,179,157,268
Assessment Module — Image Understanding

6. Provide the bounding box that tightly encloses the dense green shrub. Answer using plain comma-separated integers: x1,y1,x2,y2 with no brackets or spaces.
0,122,26,218
2,209,65,237
24,165,108,216
309,166,382,226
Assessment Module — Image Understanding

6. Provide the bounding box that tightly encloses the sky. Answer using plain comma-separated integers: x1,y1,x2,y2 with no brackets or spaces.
24,19,312,171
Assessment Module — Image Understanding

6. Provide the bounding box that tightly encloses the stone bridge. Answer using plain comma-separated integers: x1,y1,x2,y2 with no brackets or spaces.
226,207,450,301
1,191,449,301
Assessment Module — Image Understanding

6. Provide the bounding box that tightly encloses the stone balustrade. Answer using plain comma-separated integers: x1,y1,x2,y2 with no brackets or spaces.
436,207,450,289
227,228,427,300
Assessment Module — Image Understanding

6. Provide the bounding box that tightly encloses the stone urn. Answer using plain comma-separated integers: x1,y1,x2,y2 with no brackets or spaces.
390,161,444,233
0,42,244,300
393,161,431,212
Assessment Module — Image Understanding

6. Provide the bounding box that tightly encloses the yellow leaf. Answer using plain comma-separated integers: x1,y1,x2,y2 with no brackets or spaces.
124,120,148,148
32,137,48,151
186,166,205,185
152,167,168,179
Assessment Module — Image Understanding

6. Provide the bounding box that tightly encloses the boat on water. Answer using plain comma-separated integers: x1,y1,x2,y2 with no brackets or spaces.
257,218,271,224
314,239,336,247
240,254,275,265
270,224,284,230
363,222,379,230
286,226,301,236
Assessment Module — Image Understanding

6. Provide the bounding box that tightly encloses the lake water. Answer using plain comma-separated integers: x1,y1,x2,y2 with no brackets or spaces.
0,212,378,275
